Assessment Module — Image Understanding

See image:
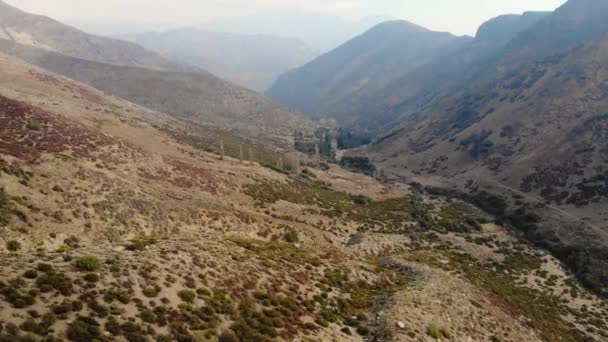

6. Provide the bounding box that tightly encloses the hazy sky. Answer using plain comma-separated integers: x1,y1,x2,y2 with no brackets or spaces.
7,0,567,36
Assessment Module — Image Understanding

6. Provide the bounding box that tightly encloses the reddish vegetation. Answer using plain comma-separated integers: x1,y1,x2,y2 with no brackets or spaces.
29,70,106,105
0,95,115,161
167,159,219,194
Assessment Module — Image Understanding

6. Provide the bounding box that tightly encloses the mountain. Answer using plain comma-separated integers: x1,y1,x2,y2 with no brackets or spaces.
0,2,314,142
365,0,608,297
267,20,471,132
0,52,606,342
125,28,318,91
0,0,189,71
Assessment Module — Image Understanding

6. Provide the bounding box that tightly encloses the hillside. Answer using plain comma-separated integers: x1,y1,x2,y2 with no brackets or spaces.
0,52,607,342
0,1,316,143
126,28,318,91
267,20,471,132
0,0,188,71
366,0,608,299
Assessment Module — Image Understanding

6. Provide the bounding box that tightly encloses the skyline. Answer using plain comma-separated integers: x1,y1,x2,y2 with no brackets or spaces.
6,0,567,37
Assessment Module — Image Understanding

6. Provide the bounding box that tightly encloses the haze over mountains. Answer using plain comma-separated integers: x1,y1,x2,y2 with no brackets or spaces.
1,0,608,341
125,28,318,91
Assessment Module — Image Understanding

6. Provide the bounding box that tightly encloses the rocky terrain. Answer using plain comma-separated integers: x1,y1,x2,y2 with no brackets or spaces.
0,49,607,341
0,0,607,341
364,2,608,299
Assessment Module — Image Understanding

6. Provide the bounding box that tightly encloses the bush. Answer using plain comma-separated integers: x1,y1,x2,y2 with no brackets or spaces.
284,229,299,243
23,270,38,279
37,263,53,273
26,120,42,131
178,290,196,303
66,316,102,341
36,271,73,296
83,273,99,283
126,235,158,251
218,329,239,342
427,323,449,339
142,286,160,298
74,256,101,272
6,240,21,252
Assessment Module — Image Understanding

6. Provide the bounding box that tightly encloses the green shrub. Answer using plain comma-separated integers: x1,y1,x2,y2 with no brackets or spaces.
83,273,99,283
74,256,101,272
36,271,73,295
142,286,160,298
218,329,239,342
126,235,158,251
26,120,42,131
427,323,449,339
178,290,196,303
66,316,102,341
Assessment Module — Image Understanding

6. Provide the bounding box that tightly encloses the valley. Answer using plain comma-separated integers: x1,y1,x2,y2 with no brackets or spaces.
1,0,608,341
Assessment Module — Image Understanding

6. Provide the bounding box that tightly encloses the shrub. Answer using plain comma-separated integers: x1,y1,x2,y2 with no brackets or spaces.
284,229,299,243
83,273,99,283
126,235,158,251
178,290,196,303
218,329,239,342
142,286,160,298
23,270,38,279
20,317,38,332
427,323,449,339
74,256,101,272
26,120,42,131
66,316,102,341
6,240,21,252
36,271,73,295
37,263,53,273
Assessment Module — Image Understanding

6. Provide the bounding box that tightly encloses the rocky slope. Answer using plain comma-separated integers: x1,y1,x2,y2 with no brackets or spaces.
366,0,608,299
126,29,318,92
0,52,606,342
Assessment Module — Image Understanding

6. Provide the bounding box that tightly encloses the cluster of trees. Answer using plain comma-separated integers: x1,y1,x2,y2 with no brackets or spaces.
336,128,372,150
294,128,335,161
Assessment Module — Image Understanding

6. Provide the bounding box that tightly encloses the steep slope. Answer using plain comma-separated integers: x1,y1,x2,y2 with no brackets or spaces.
0,37,314,143
0,53,606,342
0,0,188,71
126,28,318,91
267,21,470,130
368,29,608,297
